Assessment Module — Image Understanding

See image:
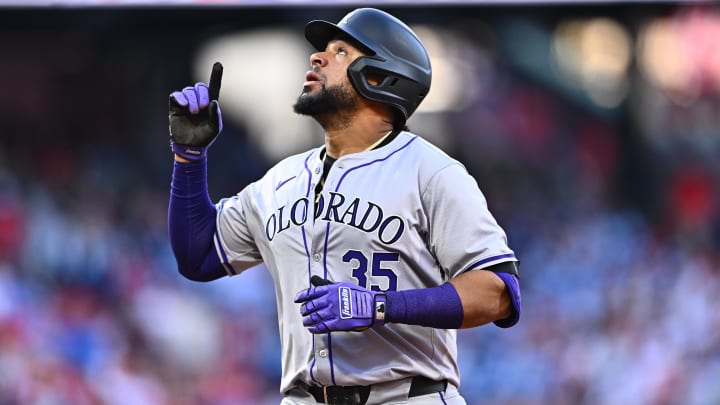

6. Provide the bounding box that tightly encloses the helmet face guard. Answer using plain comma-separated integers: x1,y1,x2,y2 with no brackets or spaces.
305,8,432,127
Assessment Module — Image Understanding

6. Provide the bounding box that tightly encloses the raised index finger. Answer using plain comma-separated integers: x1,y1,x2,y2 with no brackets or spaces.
208,62,223,101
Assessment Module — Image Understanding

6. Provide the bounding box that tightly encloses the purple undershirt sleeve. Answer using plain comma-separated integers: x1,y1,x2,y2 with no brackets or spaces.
493,272,521,328
168,159,225,281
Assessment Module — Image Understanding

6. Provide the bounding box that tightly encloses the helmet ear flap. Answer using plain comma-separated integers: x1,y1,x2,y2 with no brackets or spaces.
347,56,428,127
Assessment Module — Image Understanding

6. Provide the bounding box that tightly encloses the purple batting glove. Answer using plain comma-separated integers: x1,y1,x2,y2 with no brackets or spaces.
168,62,224,161
294,276,387,334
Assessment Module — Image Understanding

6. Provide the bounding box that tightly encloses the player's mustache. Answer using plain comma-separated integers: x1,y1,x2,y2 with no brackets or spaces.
302,67,325,91
311,65,326,78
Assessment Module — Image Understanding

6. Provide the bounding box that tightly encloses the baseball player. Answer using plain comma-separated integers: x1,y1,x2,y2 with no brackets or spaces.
167,8,521,405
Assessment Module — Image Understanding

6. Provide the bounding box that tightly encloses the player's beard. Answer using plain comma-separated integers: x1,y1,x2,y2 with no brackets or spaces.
293,82,359,119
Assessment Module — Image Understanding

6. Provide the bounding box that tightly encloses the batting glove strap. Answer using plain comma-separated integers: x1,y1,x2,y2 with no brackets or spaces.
372,294,387,327
171,140,208,161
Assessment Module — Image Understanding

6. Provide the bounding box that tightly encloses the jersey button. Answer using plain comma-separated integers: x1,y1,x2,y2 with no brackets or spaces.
318,349,328,358
313,253,321,262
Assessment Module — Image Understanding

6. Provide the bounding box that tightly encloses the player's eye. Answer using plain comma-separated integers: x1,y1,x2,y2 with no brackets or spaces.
336,48,347,56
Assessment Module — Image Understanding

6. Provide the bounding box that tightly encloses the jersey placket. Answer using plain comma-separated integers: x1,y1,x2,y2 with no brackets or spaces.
307,155,346,386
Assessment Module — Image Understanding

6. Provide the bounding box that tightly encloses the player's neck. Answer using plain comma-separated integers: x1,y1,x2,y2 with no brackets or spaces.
324,110,393,159
318,99,394,158
323,119,394,159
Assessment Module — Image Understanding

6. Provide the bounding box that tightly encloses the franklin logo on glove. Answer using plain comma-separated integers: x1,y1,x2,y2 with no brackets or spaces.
339,287,353,319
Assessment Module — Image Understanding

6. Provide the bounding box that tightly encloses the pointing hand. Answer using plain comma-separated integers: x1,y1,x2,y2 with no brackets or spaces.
169,62,224,161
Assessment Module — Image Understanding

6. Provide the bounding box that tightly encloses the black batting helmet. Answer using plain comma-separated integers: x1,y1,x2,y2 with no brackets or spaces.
305,8,432,128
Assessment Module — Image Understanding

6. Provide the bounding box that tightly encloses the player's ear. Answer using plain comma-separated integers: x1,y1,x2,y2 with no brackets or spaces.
365,72,386,86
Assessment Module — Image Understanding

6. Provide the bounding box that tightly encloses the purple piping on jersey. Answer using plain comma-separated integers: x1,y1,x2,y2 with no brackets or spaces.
328,333,336,385
309,337,317,383
333,135,418,193
301,152,315,284
440,390,448,404
322,221,337,385
213,200,234,275
213,231,234,275
303,151,314,199
300,225,318,382
301,228,312,286
302,228,318,383
301,151,316,287
323,222,331,280
275,175,297,191
302,151,320,383
464,253,516,272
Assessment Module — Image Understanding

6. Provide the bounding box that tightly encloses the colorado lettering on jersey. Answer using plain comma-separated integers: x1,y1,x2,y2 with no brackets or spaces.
264,191,405,244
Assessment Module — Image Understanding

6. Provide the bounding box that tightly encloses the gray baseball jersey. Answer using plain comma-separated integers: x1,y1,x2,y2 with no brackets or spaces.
213,131,516,393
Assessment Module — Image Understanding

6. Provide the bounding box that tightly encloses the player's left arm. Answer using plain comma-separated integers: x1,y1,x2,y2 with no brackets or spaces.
419,162,521,329
294,263,520,333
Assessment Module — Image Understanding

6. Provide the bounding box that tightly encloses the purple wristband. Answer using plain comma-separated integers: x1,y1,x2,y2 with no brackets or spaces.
385,283,464,329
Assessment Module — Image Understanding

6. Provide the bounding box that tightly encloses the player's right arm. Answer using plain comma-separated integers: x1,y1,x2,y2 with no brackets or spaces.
167,63,226,281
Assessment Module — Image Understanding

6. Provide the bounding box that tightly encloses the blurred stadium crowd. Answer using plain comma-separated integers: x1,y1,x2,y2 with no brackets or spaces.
0,4,719,405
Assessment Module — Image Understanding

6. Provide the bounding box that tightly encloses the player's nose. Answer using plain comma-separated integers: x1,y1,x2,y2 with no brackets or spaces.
310,52,327,68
